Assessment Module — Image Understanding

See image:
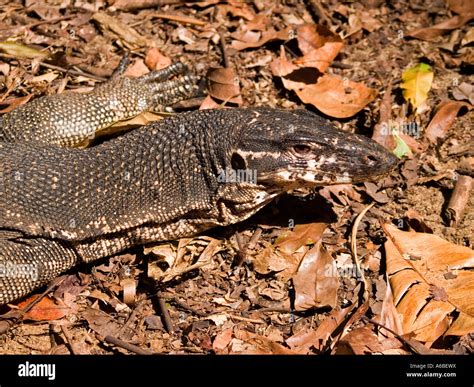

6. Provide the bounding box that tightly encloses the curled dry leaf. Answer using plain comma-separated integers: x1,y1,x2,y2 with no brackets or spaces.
254,223,326,280
407,14,474,41
270,25,374,117
286,307,353,354
452,82,474,104
206,67,242,105
384,224,474,342
446,0,474,14
294,24,344,73
425,100,470,143
144,47,171,70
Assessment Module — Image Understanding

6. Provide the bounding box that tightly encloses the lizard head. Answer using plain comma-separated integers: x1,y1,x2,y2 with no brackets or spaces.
229,108,398,191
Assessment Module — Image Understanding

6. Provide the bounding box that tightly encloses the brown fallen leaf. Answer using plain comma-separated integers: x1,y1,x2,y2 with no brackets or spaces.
293,241,339,311
219,2,256,21
0,94,33,113
274,223,326,254
337,326,391,354
384,224,474,343
144,47,171,70
286,307,353,353
16,296,69,321
295,74,377,118
425,100,471,143
206,67,242,105
231,329,297,354
407,14,474,41
231,28,290,51
82,307,123,338
452,82,474,105
446,0,474,15
92,11,149,48
294,24,344,73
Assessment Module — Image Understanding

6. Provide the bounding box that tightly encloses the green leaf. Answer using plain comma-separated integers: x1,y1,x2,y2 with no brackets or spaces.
393,133,411,158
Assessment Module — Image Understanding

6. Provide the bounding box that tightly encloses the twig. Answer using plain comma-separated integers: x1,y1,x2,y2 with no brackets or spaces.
150,13,206,26
39,62,107,82
104,335,153,355
233,231,246,267
229,314,265,324
350,202,375,304
362,316,424,354
157,292,208,317
118,299,146,338
158,296,175,333
60,325,80,355
218,29,230,69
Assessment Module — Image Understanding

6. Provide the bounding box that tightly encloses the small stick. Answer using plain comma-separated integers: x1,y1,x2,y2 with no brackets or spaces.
158,296,175,333
157,292,208,317
60,325,80,355
118,299,146,338
39,62,107,82
218,29,230,69
151,13,206,26
350,202,375,304
105,335,153,355
233,231,246,267
446,175,472,227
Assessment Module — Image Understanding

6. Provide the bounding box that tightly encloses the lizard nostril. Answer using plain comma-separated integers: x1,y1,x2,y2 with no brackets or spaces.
366,154,377,163
231,152,247,170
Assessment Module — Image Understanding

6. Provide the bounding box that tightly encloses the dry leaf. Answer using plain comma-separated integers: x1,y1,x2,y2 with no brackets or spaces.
206,67,242,105
16,296,69,321
295,74,377,118
293,242,339,311
144,47,171,70
92,12,149,48
231,28,289,51
407,14,474,41
0,41,48,59
425,100,470,143
294,24,344,73
384,224,474,343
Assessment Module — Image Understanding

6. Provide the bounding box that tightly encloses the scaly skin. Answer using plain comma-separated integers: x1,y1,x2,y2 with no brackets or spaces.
0,104,397,304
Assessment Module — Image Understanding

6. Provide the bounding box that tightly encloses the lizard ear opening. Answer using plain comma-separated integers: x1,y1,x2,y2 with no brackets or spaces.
231,152,247,170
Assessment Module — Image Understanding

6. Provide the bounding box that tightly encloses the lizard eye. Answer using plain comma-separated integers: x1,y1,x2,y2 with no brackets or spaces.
292,144,312,155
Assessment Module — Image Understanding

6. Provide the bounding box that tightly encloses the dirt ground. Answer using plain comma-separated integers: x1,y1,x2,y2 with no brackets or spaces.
0,0,472,355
